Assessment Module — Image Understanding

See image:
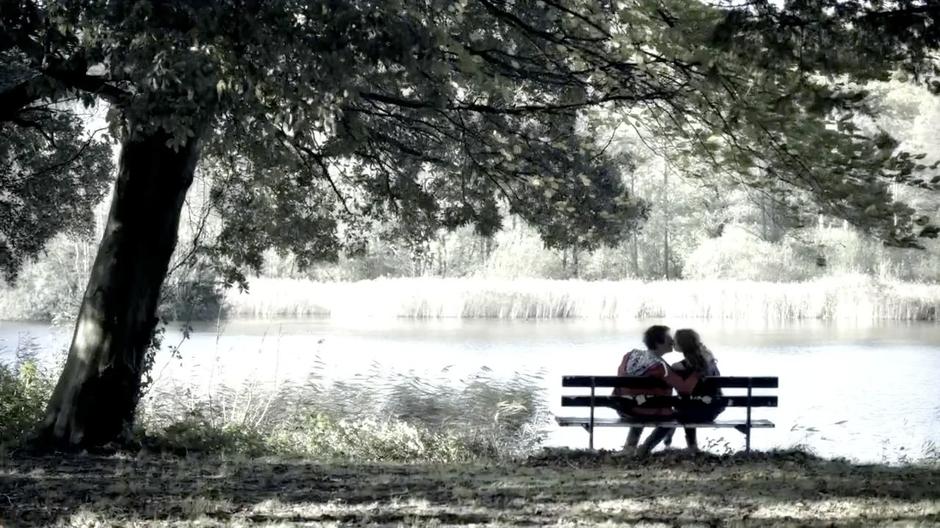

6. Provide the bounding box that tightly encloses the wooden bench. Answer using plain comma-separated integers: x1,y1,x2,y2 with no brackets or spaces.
555,376,778,453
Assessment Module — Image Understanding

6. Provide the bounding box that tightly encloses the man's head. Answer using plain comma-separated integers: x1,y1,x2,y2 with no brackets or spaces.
643,325,673,355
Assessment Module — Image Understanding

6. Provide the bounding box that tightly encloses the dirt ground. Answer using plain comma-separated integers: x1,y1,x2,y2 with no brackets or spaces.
1,449,939,527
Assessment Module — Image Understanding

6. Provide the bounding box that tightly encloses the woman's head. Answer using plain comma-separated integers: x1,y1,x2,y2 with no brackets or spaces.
675,329,713,373
674,329,701,353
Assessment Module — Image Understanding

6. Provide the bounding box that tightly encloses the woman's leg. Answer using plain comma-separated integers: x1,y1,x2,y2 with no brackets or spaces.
678,405,724,452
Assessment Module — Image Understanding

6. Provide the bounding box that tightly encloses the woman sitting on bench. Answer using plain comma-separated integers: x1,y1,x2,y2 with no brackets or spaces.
661,329,727,453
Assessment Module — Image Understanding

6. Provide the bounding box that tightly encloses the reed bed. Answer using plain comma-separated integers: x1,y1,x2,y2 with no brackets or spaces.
137,360,550,462
224,275,940,322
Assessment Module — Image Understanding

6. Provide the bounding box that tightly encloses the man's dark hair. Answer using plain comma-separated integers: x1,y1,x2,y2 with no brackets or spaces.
643,325,670,350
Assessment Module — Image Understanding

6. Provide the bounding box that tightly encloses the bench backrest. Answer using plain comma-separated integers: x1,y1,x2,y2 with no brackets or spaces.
561,376,778,409
562,376,778,389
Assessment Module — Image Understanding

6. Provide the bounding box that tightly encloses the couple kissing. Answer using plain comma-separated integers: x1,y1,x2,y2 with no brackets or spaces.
614,325,725,455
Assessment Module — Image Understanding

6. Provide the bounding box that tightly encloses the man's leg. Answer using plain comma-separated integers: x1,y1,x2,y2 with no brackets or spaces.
638,426,672,455
625,427,643,450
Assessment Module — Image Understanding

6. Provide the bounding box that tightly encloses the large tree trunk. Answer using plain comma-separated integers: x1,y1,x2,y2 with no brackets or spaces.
38,130,201,448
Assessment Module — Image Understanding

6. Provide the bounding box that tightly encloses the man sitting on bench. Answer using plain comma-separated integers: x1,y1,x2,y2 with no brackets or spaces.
614,325,699,454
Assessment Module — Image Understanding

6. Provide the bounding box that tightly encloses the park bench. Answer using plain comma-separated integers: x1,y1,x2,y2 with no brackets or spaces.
555,376,778,453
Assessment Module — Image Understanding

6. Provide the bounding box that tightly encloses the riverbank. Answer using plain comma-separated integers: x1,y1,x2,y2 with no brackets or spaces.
2,449,938,527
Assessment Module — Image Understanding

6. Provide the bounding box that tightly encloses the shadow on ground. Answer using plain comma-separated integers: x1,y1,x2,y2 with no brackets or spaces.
2,449,938,526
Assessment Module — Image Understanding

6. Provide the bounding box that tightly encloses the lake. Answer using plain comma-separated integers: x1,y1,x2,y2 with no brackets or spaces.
2,318,938,463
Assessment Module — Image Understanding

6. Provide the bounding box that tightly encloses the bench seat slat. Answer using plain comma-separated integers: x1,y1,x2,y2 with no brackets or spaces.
561,395,777,408
555,417,775,428
562,376,778,389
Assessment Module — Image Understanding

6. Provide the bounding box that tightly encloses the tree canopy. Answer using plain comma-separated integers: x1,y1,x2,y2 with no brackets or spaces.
3,0,938,282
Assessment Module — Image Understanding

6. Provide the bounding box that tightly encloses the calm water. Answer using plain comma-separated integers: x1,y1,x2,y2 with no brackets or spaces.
2,318,939,463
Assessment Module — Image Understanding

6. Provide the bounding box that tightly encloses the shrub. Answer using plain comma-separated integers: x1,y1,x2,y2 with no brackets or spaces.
148,414,271,457
0,338,57,446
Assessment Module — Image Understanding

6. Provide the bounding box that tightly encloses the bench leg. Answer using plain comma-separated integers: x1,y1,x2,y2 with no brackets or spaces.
745,384,752,454
732,425,752,454
579,424,595,449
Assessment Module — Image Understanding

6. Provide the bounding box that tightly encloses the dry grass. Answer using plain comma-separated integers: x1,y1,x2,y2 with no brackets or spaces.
2,449,938,527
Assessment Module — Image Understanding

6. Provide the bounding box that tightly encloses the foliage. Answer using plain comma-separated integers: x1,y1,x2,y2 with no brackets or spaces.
709,1,940,89
697,0,940,242
0,97,112,281
0,338,57,445
0,234,93,323
605,1,940,250
149,416,272,458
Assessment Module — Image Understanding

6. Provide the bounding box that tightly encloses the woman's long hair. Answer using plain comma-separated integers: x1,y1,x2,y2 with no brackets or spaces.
675,329,715,374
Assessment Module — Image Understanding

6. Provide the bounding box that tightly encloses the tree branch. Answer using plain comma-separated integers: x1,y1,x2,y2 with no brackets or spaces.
26,126,108,181
40,68,130,105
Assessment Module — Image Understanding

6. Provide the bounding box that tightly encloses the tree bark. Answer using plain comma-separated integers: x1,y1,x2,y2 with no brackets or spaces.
38,130,201,448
